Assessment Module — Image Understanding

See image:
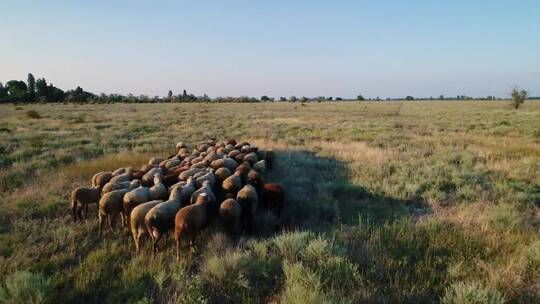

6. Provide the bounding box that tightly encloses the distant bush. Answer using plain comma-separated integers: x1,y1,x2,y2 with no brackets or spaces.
26,110,41,119
0,271,55,304
510,86,528,109
441,281,505,304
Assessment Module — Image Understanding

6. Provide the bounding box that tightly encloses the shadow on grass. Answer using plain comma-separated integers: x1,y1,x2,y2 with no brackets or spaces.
258,148,429,233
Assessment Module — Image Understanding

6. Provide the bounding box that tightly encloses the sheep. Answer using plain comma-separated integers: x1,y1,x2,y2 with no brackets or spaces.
210,158,238,172
215,167,232,185
261,183,285,217
122,186,151,226
149,174,168,201
222,171,242,198
179,167,204,181
236,184,258,234
112,167,129,176
244,152,259,166
148,157,163,167
253,159,267,174
70,186,101,222
174,194,210,260
247,169,265,190
91,171,112,190
226,139,237,146
142,167,162,186
176,142,187,153
130,199,163,252
228,149,240,159
195,169,216,189
256,149,267,162
234,152,246,164
144,186,183,255
266,149,275,169
102,179,140,194
131,170,145,181
219,198,242,239
98,188,131,236
235,162,251,184
109,167,133,184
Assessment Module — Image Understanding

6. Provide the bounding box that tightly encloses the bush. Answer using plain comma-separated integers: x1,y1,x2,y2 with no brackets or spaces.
0,271,55,304
273,231,314,262
281,262,327,304
26,110,41,119
441,281,505,304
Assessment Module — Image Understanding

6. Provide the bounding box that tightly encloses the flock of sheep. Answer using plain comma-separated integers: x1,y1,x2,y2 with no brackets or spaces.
70,139,284,258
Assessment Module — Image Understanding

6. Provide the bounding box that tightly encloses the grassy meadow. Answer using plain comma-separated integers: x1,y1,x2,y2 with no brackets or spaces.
0,101,539,303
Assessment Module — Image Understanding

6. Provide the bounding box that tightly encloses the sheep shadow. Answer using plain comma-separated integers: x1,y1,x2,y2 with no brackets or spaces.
253,148,429,235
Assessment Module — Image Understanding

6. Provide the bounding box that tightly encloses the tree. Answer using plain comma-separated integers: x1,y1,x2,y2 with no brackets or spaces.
439,95,444,100
405,96,414,101
300,96,309,103
6,80,27,100
335,97,343,101
0,82,7,98
279,97,287,102
261,95,270,102
357,95,365,101
27,73,36,101
510,86,528,109
168,90,173,100
288,96,297,102
36,78,48,98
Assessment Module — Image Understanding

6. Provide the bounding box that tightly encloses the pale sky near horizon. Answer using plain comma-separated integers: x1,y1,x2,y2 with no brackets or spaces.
1,0,539,98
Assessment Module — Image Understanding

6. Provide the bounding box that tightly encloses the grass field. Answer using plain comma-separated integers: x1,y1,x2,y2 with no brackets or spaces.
0,101,539,303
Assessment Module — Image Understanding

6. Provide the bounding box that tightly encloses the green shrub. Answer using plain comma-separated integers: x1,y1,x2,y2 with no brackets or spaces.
0,271,55,304
441,281,505,304
273,231,314,262
26,110,41,119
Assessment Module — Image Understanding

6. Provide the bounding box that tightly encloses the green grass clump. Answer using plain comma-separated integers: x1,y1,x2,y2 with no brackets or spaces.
0,271,55,304
441,281,506,304
26,110,41,119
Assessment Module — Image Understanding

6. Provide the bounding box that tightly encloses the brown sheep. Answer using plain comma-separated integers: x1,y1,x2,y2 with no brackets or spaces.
91,171,112,190
219,198,242,239
101,179,140,194
214,167,232,185
222,171,242,198
235,162,251,184
130,199,163,252
174,194,210,260
261,183,285,217
210,158,238,172
247,169,265,190
237,184,258,234
71,187,101,222
110,168,133,184
98,188,131,236
244,152,259,166
145,187,183,255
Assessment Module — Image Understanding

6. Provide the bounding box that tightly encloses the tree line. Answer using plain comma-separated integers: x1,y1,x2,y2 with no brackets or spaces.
0,73,532,104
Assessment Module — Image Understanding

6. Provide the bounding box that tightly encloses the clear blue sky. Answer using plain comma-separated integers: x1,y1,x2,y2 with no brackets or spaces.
1,0,539,98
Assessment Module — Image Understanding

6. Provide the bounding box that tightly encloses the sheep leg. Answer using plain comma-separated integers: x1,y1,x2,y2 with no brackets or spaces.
175,238,181,261
83,203,89,219
152,232,162,257
109,213,118,232
98,212,106,237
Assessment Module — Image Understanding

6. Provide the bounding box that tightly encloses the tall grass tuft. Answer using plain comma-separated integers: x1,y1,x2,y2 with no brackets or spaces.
441,281,506,304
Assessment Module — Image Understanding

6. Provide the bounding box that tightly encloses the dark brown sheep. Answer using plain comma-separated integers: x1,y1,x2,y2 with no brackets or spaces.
219,198,242,239
261,183,285,217
235,162,251,184
71,187,101,222
174,194,210,260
